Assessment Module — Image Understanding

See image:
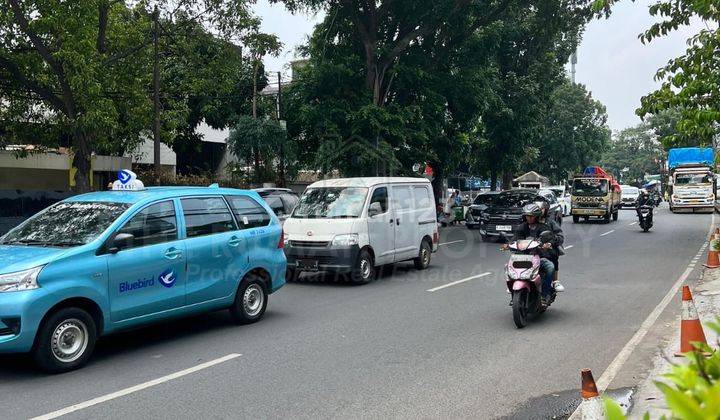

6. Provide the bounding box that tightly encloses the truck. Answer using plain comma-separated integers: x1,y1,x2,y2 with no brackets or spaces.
570,166,621,223
668,147,716,213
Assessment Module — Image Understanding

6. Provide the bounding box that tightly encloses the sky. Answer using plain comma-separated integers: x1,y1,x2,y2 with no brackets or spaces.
253,0,707,132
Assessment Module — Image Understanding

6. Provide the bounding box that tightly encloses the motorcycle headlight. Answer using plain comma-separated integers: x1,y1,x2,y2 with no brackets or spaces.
0,266,43,293
331,234,359,247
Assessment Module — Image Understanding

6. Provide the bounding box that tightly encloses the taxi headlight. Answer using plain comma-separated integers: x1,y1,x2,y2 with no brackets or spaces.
0,266,43,293
332,234,359,247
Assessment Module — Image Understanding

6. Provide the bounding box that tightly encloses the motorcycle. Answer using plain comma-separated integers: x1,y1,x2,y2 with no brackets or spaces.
504,231,557,328
637,205,653,232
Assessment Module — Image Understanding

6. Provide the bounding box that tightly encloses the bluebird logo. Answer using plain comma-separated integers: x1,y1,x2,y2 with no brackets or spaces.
118,169,133,185
158,268,177,288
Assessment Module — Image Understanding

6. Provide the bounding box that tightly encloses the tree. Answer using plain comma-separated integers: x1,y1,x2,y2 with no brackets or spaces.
0,0,263,191
0,0,152,192
228,115,287,184
533,80,611,183
636,0,720,143
244,30,282,118
601,123,665,186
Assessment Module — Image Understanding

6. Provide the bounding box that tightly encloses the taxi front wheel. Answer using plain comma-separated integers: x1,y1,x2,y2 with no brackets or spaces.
230,276,268,324
32,307,97,373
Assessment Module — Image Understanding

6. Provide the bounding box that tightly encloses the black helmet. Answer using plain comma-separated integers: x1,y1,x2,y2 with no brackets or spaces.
522,203,542,218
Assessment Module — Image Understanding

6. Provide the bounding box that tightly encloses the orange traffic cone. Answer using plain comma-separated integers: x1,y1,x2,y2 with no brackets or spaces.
704,248,720,268
578,369,604,419
675,285,709,356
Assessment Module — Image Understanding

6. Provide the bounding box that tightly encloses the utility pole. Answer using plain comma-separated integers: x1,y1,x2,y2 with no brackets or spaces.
152,6,161,179
570,50,577,84
277,71,285,187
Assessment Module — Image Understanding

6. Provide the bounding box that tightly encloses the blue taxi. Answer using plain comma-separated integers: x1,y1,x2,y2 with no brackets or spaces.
0,174,286,372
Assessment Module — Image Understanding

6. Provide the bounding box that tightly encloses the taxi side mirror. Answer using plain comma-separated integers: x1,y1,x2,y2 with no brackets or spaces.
109,233,134,254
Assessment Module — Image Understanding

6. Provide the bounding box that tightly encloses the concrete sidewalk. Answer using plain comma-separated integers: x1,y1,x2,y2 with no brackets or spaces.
629,267,720,419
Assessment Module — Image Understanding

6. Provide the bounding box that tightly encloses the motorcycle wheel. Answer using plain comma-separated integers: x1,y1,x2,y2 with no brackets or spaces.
512,290,528,329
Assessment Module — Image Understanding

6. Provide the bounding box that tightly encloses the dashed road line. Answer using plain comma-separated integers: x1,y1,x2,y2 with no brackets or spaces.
439,240,465,246
629,222,637,226
426,272,492,292
599,229,615,237
565,245,574,249
31,353,242,420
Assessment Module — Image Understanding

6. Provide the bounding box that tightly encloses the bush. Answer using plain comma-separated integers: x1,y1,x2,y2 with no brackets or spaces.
604,317,720,419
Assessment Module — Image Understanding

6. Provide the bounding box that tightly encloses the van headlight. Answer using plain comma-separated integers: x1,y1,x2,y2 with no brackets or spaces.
0,266,43,293
331,234,359,247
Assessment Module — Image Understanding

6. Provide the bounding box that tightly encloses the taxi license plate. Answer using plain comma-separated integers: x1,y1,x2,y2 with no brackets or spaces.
296,260,319,271
496,225,512,232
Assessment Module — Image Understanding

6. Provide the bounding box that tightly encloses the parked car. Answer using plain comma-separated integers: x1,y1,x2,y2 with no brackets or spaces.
477,189,563,242
0,175,286,372
283,177,439,284
466,191,500,229
548,185,572,216
620,185,640,208
254,188,299,223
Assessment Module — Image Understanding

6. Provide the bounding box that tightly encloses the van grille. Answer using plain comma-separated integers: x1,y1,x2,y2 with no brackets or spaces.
290,240,330,248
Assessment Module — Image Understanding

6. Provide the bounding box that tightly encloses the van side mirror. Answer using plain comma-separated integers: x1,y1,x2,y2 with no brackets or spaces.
368,202,383,217
109,233,134,254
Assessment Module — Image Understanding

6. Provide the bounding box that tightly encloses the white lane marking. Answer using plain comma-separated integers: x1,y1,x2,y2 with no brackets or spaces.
629,222,637,226
568,213,715,420
439,240,465,246
426,272,492,292
31,354,242,420
565,245,574,249
599,229,615,237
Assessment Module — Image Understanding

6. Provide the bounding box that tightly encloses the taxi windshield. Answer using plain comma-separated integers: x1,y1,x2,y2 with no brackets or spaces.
293,187,368,218
1,201,130,247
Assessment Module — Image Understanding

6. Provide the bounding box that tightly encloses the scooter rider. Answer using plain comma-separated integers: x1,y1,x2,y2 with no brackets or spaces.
537,201,566,293
504,203,564,305
636,189,653,221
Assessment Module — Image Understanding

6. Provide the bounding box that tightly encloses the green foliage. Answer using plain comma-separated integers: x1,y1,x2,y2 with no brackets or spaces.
603,317,720,420
228,116,288,183
636,0,720,144
531,81,611,183
601,123,665,186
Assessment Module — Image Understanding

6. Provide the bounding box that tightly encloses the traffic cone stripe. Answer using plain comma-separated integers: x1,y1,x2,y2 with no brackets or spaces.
676,285,709,355
579,369,604,420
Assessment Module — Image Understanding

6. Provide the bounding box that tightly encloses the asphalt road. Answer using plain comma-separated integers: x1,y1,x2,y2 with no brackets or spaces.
0,205,712,419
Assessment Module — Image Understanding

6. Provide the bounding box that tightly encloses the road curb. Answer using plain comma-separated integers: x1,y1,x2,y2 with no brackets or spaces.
628,266,720,419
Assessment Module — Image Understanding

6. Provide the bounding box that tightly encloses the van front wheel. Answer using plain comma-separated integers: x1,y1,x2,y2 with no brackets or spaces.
33,307,97,373
350,249,375,284
414,240,432,270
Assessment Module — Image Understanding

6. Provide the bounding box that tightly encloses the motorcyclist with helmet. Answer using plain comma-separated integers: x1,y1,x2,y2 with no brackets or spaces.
504,203,565,306
636,189,653,223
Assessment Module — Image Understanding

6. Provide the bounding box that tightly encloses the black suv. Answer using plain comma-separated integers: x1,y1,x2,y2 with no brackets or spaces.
476,189,562,242
254,188,299,223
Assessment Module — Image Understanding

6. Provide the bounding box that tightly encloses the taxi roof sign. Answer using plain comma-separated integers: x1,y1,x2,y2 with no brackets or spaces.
112,169,145,191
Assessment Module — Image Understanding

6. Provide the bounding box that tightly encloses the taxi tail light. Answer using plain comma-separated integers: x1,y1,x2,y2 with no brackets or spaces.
278,229,285,249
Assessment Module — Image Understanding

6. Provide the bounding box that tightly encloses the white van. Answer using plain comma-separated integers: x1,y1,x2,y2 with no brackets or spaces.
283,177,439,283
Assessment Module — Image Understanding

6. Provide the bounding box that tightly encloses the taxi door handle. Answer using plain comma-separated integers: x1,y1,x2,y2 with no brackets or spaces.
164,248,183,260
228,236,243,247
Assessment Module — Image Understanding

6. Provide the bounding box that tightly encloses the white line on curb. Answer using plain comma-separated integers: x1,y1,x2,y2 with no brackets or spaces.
31,353,242,420
600,230,615,237
426,272,492,292
439,240,465,246
567,213,715,420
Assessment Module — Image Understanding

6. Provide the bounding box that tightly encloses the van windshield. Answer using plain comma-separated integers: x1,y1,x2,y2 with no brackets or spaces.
1,201,130,247
293,187,368,219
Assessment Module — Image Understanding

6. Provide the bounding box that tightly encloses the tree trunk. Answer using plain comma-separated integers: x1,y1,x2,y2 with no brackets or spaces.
72,130,92,193
252,61,259,119
490,168,498,191
502,171,513,191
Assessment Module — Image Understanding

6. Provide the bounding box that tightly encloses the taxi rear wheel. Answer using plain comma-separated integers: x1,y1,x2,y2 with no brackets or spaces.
33,307,97,373
230,276,268,325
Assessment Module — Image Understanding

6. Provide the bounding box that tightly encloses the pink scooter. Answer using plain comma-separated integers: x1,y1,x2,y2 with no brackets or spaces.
504,233,557,328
